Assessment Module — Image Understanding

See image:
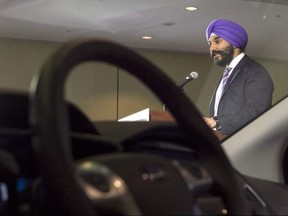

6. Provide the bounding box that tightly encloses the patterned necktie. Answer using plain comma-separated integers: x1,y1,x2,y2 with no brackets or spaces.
222,67,232,91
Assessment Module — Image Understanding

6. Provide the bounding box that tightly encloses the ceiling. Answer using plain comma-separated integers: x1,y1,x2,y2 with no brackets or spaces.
0,0,287,61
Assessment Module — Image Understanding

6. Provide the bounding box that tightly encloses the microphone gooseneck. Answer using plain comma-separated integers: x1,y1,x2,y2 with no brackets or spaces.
177,71,199,90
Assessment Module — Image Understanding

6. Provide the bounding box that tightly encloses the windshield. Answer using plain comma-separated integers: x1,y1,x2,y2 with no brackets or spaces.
0,0,287,139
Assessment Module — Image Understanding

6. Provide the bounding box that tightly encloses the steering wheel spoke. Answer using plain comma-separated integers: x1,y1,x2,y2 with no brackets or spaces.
76,158,143,215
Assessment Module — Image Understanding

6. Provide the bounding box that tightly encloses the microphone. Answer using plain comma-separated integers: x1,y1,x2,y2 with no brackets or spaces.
177,71,198,90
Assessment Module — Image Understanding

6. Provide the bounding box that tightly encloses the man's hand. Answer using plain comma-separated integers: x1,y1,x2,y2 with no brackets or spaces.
203,117,217,129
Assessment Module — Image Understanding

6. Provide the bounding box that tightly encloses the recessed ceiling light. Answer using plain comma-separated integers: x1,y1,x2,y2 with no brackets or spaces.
162,22,175,26
185,6,198,11
142,36,153,40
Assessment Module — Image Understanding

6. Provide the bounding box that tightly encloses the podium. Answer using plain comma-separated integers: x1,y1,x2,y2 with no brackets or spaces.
118,108,225,140
118,108,174,122
149,110,175,121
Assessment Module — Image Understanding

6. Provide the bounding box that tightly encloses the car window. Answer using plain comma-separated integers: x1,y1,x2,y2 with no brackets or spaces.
0,0,287,139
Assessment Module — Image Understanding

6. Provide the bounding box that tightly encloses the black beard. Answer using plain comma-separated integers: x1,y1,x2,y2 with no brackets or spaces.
212,45,234,67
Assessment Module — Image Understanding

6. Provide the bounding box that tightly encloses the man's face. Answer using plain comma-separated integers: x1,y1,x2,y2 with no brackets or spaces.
208,34,234,67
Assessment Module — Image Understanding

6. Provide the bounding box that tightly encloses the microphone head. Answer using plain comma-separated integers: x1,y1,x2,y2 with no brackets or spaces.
177,71,198,89
190,71,198,79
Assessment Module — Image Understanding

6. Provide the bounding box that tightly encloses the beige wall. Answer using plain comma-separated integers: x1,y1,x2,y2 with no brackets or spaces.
0,38,287,121
66,50,213,120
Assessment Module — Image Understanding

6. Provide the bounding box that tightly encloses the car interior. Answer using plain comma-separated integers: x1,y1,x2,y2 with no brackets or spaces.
0,38,287,215
1,0,288,215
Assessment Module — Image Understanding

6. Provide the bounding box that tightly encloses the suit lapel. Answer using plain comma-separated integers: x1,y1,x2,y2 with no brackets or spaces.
221,55,249,97
221,68,240,96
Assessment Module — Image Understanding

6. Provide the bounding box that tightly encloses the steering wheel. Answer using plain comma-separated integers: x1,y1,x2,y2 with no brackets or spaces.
29,39,250,215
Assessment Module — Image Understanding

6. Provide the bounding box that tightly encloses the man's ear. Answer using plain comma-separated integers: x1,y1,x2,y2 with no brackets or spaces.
234,47,242,56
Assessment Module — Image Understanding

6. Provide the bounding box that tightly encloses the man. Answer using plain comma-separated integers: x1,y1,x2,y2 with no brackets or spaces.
203,19,274,136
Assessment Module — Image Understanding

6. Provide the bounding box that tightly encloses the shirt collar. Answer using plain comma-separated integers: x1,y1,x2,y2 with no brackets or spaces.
227,52,245,69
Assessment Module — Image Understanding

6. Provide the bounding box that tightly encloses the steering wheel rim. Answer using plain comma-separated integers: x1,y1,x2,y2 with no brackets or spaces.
29,39,250,215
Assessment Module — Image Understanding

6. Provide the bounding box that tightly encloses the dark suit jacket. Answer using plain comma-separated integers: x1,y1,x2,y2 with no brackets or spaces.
209,55,274,135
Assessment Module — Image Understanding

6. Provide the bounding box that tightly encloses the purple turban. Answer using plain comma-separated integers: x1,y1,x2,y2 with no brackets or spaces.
206,19,248,49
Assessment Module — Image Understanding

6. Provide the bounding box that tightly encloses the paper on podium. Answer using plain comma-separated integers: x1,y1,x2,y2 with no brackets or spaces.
118,108,150,122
